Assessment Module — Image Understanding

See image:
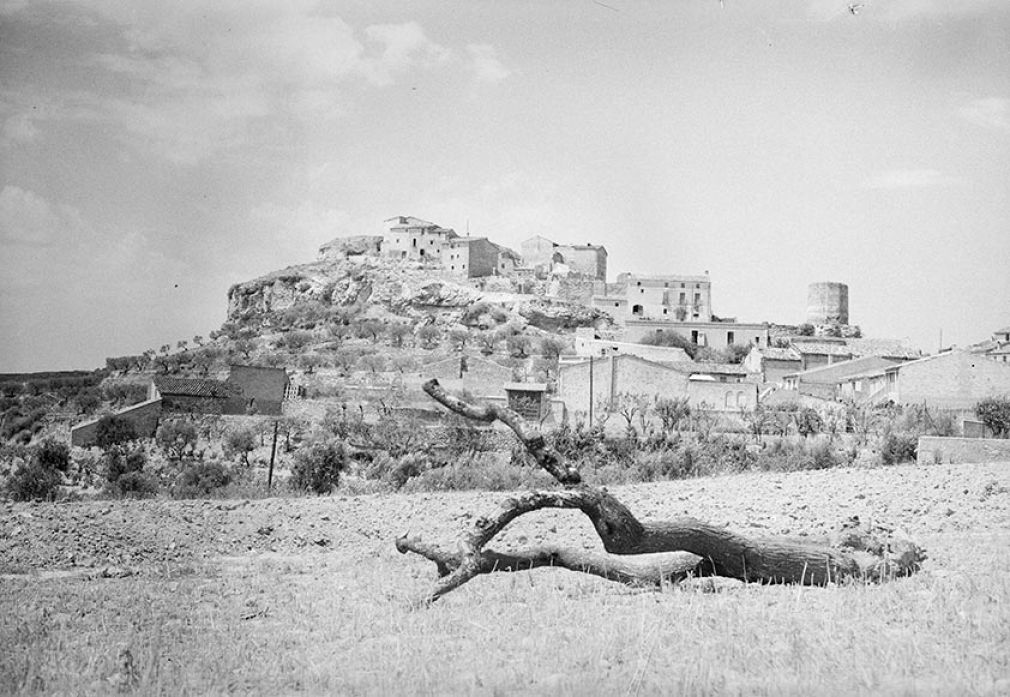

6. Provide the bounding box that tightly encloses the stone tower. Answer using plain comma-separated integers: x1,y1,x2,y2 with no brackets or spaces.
807,282,849,325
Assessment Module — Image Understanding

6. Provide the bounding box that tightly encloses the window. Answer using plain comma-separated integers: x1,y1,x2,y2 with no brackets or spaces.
614,302,620,307
664,282,668,288
636,281,641,286
662,308,668,315
680,283,685,288
412,238,417,247
737,391,745,407
632,304,643,316
419,249,425,256
640,288,645,294
727,331,735,345
694,292,701,304
725,392,733,408
679,292,686,305
691,330,699,343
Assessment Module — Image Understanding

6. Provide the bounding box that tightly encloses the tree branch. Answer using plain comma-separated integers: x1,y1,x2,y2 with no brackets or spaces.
404,379,927,605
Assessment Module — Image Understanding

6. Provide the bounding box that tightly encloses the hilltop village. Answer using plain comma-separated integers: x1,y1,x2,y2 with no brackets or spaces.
44,213,1010,449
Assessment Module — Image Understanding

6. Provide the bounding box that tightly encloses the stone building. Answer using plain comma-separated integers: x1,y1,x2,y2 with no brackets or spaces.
621,319,770,350
519,235,608,281
807,282,849,325
837,349,1010,409
445,237,520,279
558,353,758,419
382,216,458,262
781,355,906,400
155,376,235,414
742,346,803,385
595,273,713,323
226,365,289,416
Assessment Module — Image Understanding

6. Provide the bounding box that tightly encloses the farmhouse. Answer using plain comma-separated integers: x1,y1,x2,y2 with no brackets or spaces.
520,235,608,281
558,353,758,418
742,346,802,385
225,365,289,416
781,355,908,400
836,349,1010,409
155,376,235,414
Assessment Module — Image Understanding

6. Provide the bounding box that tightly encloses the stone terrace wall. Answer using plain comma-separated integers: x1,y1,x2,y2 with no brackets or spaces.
917,436,1010,465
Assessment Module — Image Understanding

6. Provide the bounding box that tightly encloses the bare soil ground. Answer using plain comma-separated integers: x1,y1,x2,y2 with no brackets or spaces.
2,461,1009,695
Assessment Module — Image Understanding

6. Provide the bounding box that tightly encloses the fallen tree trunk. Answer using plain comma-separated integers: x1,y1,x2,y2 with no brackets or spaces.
398,379,925,605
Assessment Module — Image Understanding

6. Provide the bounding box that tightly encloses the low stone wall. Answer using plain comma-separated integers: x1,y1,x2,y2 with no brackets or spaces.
917,436,1010,465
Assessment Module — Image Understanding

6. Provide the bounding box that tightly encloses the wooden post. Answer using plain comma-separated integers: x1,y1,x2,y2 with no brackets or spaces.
588,355,594,428
267,420,279,491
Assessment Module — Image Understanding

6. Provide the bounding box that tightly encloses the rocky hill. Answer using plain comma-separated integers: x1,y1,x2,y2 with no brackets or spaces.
226,255,611,334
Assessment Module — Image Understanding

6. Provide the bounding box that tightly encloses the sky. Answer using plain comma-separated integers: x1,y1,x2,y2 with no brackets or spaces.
1,0,1008,372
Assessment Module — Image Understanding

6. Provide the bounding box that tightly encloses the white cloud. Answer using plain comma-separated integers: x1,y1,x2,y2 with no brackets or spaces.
959,97,1010,131
467,44,510,84
363,22,452,86
0,185,89,245
863,169,959,190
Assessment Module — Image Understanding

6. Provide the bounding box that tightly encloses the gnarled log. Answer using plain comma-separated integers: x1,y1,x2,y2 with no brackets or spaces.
400,379,926,605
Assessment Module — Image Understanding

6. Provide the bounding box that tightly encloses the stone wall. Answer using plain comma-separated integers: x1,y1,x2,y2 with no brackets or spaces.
71,398,163,447
558,355,690,418
917,436,1010,465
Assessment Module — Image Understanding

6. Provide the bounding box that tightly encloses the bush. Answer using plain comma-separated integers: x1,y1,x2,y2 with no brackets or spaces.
975,396,1010,438
112,470,160,498
6,459,62,501
33,439,70,472
290,437,349,494
172,460,232,498
103,445,147,488
156,419,198,460
95,415,138,449
224,425,258,466
881,432,918,465
639,330,699,359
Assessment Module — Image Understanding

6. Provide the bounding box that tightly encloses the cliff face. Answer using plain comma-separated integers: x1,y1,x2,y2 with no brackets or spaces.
226,254,613,332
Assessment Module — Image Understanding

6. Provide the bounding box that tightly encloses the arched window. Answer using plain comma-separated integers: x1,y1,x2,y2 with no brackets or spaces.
725,392,733,408
737,391,745,408
632,304,643,316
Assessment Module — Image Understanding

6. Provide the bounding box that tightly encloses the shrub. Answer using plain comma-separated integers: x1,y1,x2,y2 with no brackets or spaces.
224,425,258,466
975,396,1010,438
156,419,198,460
95,415,138,449
6,459,62,501
880,432,918,465
33,439,70,473
290,437,349,494
173,460,232,498
639,330,699,359
112,470,160,498
103,445,146,485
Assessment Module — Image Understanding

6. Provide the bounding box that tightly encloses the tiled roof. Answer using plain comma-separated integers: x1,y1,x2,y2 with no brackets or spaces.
667,362,751,376
790,342,854,357
155,376,234,398
759,347,801,361
844,338,923,359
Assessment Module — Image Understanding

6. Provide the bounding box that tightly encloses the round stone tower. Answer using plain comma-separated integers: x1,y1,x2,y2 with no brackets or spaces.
806,282,849,325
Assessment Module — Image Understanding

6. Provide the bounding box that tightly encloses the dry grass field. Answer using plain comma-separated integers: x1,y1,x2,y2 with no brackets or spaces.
3,461,1010,696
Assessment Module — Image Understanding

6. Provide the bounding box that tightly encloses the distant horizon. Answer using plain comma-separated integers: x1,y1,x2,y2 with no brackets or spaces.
3,1,1008,372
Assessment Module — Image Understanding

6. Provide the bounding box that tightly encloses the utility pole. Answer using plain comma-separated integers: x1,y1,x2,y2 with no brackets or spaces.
267,420,279,492
588,355,594,428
